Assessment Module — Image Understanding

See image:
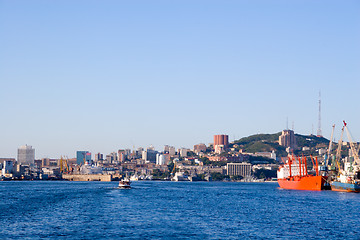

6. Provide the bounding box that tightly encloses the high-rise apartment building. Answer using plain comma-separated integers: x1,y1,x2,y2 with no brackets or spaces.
118,150,125,163
76,151,91,165
214,135,229,147
142,149,157,163
214,135,229,154
17,145,35,165
156,154,166,165
279,130,297,149
95,153,103,161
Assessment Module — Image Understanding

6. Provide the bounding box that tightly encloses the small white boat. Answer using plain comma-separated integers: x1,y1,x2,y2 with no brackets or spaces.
118,178,131,189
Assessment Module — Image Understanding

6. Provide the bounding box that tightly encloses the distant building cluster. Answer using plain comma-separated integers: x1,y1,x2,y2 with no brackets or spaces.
2,129,332,181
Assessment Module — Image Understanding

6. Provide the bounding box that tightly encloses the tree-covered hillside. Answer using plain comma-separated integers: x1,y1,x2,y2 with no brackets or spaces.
295,134,329,149
230,132,331,157
233,133,281,145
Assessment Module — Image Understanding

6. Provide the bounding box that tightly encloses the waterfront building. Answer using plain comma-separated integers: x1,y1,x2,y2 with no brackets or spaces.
0,158,16,166
279,130,296,149
76,151,91,165
12,164,28,178
1,160,14,175
41,158,59,167
42,167,61,177
17,145,35,165
227,163,252,177
67,158,77,166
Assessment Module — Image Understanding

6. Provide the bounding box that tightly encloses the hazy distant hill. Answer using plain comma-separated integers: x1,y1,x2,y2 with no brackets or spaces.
230,132,330,157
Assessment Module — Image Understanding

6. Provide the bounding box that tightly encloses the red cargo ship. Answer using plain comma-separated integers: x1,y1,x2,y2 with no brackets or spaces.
277,156,327,191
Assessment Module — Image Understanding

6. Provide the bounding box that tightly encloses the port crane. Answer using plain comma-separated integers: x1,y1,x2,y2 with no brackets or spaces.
325,124,335,168
334,125,345,171
60,156,70,174
343,121,360,167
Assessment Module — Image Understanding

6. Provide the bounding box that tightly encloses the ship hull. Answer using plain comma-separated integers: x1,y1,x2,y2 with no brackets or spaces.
278,176,326,191
331,181,360,193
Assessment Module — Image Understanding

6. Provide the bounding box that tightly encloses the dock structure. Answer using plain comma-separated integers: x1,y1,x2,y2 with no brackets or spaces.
62,174,112,182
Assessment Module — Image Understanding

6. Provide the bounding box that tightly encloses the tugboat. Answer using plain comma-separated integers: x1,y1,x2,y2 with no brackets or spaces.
331,170,360,192
118,177,131,189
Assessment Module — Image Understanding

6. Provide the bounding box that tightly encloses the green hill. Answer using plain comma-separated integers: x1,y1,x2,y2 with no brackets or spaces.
233,133,281,144
230,132,330,157
230,132,287,157
295,134,329,149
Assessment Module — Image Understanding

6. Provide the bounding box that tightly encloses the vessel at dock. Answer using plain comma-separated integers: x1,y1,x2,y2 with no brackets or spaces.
331,163,360,193
331,177,360,192
277,156,327,191
330,121,360,193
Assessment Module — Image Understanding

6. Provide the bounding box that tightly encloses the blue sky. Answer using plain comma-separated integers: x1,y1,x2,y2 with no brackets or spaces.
1,0,359,158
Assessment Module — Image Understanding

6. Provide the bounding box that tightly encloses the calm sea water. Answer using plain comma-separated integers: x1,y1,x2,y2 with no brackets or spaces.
0,181,359,239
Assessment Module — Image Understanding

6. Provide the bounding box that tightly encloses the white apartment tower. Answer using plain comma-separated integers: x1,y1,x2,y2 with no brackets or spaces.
17,145,35,165
156,154,166,165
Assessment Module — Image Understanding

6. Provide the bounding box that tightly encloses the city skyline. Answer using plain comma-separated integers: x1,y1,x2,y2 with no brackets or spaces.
1,1,359,158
